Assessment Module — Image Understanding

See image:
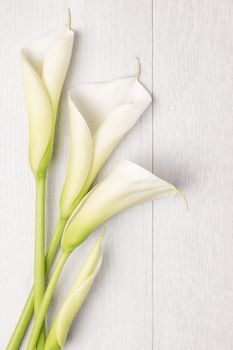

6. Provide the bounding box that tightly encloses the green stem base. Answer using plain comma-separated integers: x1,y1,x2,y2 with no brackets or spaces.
6,218,68,350
35,176,46,349
27,252,69,350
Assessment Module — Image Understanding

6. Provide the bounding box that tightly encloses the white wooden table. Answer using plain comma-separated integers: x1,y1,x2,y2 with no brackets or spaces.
1,1,233,349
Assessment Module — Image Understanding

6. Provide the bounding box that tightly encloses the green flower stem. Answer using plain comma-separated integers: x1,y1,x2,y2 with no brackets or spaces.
35,175,46,349
45,218,68,271
6,290,34,350
6,218,68,350
26,252,70,350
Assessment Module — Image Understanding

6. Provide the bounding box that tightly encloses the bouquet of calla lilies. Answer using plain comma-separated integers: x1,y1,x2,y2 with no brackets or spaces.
6,12,183,350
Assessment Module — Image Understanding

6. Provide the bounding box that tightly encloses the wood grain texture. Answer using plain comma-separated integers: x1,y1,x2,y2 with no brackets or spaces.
153,1,233,350
1,1,233,349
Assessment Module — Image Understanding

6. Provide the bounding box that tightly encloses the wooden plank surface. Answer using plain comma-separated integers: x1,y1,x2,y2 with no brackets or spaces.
1,1,233,350
153,1,233,350
0,1,153,349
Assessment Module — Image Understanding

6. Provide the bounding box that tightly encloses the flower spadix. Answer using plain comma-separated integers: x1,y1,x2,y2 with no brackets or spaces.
21,25,74,177
44,233,104,350
62,160,178,253
60,74,152,218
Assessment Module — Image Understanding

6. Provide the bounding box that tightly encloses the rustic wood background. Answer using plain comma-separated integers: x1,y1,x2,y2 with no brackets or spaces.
1,0,233,349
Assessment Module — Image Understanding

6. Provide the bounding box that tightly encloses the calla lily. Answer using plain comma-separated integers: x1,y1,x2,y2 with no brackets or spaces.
18,20,74,350
7,68,151,350
26,161,179,350
62,160,178,253
21,25,74,176
44,233,104,350
60,74,152,218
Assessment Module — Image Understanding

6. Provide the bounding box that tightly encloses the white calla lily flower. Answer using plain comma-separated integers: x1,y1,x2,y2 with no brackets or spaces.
25,162,180,350
44,233,104,350
62,160,178,253
60,74,152,218
21,25,74,176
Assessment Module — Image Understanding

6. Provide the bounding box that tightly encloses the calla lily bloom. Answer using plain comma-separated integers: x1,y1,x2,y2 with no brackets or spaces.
7,68,151,350
62,160,178,253
18,21,74,350
21,25,74,176
60,74,152,218
44,233,104,350
26,161,179,349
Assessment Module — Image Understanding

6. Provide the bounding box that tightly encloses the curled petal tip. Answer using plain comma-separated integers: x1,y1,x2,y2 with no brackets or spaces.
134,56,141,80
67,8,71,30
100,225,108,241
177,190,189,209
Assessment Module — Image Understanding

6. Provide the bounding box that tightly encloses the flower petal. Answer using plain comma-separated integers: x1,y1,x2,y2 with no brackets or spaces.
20,54,53,175
22,26,71,76
42,28,74,112
57,237,103,346
62,161,177,252
66,76,151,192
44,234,104,349
57,273,99,346
60,98,93,218
22,26,74,112
68,76,151,134
21,25,74,176
88,91,151,184
59,74,151,221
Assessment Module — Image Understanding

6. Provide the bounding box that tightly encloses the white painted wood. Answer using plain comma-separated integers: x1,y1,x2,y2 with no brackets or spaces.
153,1,233,350
2,1,233,350
0,1,153,349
